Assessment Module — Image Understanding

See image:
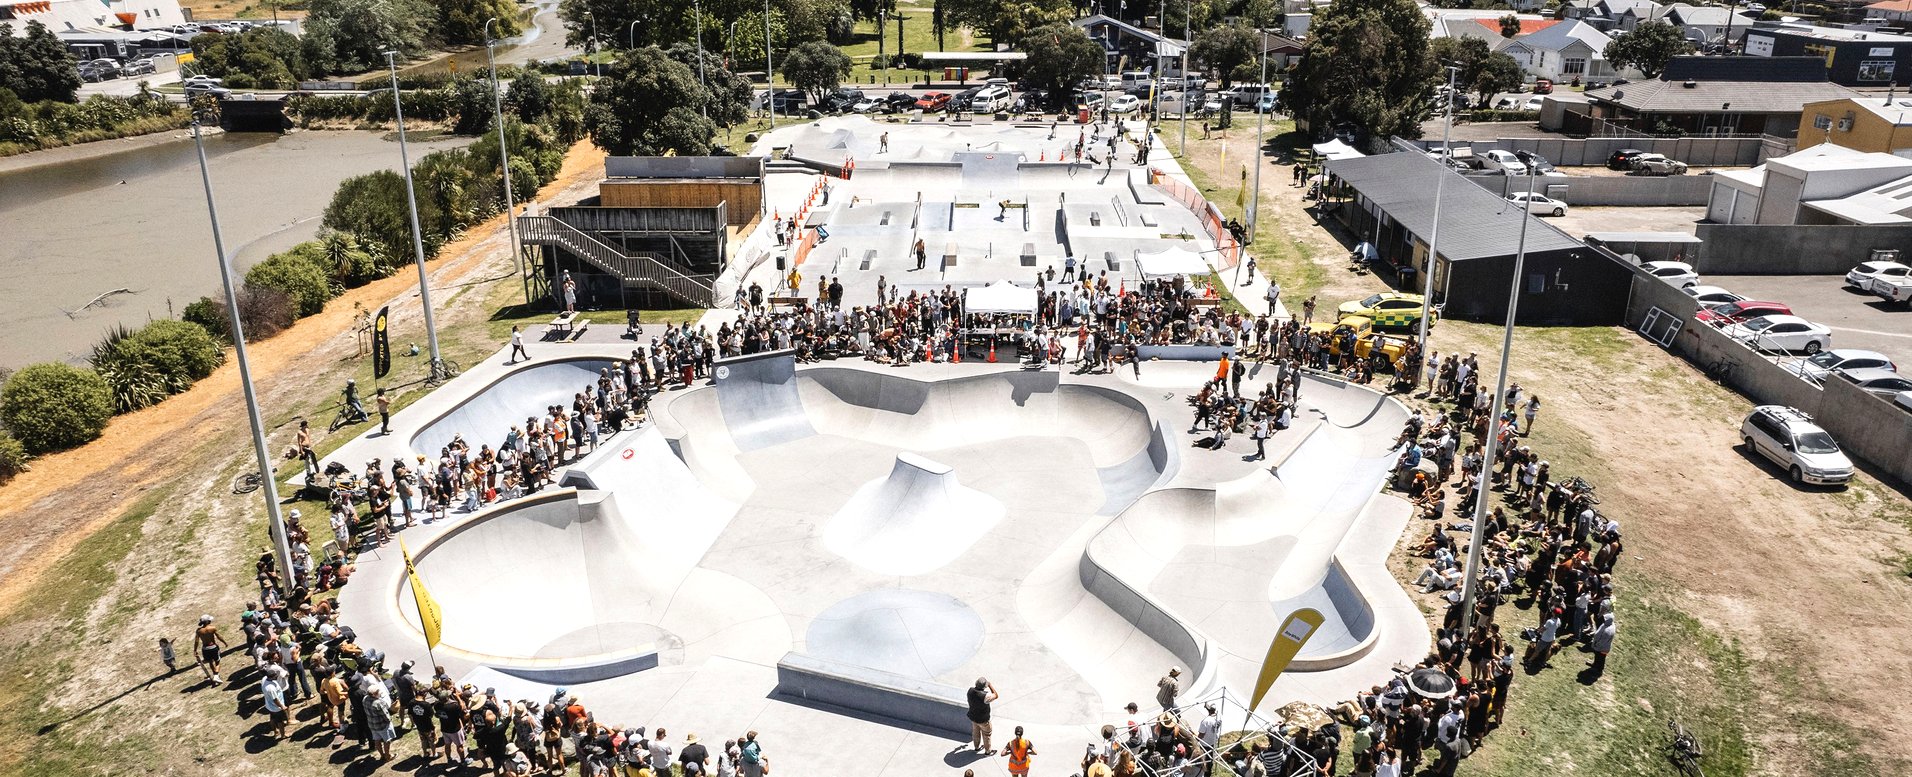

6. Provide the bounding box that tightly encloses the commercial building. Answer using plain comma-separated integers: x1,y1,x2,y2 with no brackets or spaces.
1705,143,1912,224
1323,150,1634,325
0,0,184,35
1799,96,1912,156
1743,24,1912,86
1580,56,1863,137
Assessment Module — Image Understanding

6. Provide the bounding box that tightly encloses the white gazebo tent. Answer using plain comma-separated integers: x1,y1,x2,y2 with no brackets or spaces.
965,280,1039,315
1311,139,1365,161
1134,246,1213,279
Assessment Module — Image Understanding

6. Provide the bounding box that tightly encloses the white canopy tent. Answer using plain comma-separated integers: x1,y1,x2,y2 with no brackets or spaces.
1312,139,1365,161
964,280,1039,315
1134,246,1213,279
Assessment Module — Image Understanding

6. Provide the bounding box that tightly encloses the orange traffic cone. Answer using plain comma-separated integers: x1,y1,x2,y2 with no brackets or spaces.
953,339,962,363
987,340,998,363
1040,149,1046,161
925,338,934,362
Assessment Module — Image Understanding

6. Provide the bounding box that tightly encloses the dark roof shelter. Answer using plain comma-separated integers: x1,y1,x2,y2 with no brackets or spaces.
1324,150,1636,325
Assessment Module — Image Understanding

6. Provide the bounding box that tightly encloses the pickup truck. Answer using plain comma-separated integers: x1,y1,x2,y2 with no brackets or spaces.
1868,274,1912,304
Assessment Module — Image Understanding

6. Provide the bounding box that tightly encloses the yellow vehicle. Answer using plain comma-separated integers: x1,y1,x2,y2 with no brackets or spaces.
1337,292,1437,332
1312,316,1411,372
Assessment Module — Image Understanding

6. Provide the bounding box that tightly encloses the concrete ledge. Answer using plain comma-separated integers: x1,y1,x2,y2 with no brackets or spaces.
1114,344,1239,361
774,652,973,735
490,649,662,685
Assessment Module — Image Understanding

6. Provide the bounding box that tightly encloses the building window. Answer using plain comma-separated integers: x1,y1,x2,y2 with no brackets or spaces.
1813,113,1832,130
1563,57,1587,75
1858,60,1896,83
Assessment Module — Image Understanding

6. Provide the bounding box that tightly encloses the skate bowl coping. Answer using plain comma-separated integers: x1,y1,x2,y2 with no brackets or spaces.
774,652,974,736
410,357,617,460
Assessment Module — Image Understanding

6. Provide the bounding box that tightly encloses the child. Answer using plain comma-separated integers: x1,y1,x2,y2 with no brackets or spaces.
159,637,178,674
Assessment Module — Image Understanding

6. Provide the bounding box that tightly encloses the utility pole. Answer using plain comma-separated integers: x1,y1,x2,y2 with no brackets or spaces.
191,118,295,592
1416,64,1459,363
765,0,776,129
1239,43,1267,288
383,51,443,374
694,0,708,117
1459,172,1538,638
879,8,887,86
1179,0,1189,155
485,18,530,307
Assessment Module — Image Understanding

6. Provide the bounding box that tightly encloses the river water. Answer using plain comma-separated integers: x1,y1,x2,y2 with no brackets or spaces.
0,129,472,370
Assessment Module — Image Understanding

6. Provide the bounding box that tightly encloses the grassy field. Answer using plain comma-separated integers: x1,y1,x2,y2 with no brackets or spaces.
836,0,992,85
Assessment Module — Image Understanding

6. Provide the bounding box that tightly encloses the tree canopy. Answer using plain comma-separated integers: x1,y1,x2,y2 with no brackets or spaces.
1286,0,1435,142
941,0,1070,43
584,48,717,155
1016,22,1102,108
782,41,852,103
0,22,82,103
667,42,754,127
188,27,315,88
1428,36,1524,106
1603,20,1688,78
1193,24,1260,89
302,0,433,72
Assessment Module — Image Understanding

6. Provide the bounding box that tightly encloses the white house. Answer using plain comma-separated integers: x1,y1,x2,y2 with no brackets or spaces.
1660,3,1756,45
1503,20,1621,82
1864,0,1912,23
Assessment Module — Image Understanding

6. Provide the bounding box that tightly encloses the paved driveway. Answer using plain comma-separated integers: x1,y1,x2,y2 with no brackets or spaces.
1706,274,1912,368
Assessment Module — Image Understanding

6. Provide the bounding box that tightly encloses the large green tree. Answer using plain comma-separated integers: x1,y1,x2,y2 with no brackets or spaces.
0,22,82,103
1192,23,1259,89
783,40,852,103
941,0,1069,42
1017,23,1102,109
302,0,432,72
323,170,448,265
667,43,754,127
1604,20,1688,78
1286,0,1435,141
584,48,717,155
1428,36,1524,107
188,27,314,88
436,0,522,46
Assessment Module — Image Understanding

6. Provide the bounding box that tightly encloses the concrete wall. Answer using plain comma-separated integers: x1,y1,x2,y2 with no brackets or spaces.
1463,172,1713,206
1418,136,1767,167
1621,262,1912,485
773,652,973,735
1692,223,1912,274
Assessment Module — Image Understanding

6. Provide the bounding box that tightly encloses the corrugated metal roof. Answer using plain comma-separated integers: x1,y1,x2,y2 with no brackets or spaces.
1584,58,1862,113
1325,152,1586,262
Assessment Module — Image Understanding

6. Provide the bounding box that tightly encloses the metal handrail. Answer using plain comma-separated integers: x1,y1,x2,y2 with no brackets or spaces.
519,215,714,306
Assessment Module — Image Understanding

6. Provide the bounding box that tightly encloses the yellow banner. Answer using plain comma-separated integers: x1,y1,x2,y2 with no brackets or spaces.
177,52,195,65
1250,608,1325,711
400,538,443,650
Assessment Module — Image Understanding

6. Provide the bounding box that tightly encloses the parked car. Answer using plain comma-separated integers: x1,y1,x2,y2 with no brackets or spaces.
1719,314,1831,354
122,57,157,76
767,89,807,113
1255,93,1278,113
1697,299,1792,326
1514,150,1557,174
1845,259,1911,289
1607,148,1648,170
181,74,223,87
881,92,919,112
1012,89,1048,113
1641,260,1699,288
1520,96,1544,111
914,91,951,110
1895,390,1912,413
1532,78,1554,94
1480,149,1528,175
851,95,885,114
1740,405,1853,485
1337,292,1435,331
952,86,983,110
818,88,864,114
1867,274,1912,304
1108,94,1142,114
1630,153,1688,175
185,83,232,98
969,84,1012,113
1833,367,1912,399
1682,285,1745,306
1507,192,1567,216
1780,348,1895,383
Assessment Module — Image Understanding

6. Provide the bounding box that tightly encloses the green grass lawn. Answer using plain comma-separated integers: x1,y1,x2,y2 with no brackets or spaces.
1176,119,1333,303
836,0,992,84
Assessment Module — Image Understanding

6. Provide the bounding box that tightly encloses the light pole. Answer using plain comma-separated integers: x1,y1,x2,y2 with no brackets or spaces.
1179,0,1188,155
485,18,530,307
383,51,443,375
191,117,295,592
879,8,887,86
630,19,640,49
1239,43,1268,288
693,0,708,118
765,0,776,129
1459,171,1538,638
1416,64,1459,363
585,11,600,78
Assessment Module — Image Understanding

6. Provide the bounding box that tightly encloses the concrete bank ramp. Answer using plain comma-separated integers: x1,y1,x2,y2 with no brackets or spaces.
823,453,1006,576
412,358,614,458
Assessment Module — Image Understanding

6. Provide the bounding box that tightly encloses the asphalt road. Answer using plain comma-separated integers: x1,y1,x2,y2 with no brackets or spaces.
1707,273,1912,368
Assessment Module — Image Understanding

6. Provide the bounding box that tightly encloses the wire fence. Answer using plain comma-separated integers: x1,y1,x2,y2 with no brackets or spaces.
1150,169,1242,270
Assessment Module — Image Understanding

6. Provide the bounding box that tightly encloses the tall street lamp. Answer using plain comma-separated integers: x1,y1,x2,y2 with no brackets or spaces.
630,18,640,49
485,18,530,307
694,0,708,118
383,50,445,379
1416,64,1459,364
585,11,601,78
191,116,296,591
765,0,777,129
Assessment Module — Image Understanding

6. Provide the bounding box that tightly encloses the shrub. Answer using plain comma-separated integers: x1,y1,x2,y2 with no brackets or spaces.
245,249,336,317
0,428,27,484
0,363,115,453
182,296,229,341
182,286,299,343
89,320,225,412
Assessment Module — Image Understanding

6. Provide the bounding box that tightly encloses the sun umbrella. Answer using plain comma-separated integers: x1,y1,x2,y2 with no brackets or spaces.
1409,668,1457,699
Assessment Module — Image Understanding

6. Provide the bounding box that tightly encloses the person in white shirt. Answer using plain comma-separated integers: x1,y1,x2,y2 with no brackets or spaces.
1197,705,1222,752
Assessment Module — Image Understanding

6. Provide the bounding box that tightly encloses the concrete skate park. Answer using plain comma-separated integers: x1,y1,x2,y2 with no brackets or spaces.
323,119,1428,768
332,348,1427,750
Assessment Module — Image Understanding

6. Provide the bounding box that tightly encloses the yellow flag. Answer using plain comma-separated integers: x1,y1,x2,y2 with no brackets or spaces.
1250,608,1325,711
399,538,443,650
1237,165,1248,209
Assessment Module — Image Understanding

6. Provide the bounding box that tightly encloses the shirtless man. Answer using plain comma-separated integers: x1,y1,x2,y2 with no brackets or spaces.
195,614,229,684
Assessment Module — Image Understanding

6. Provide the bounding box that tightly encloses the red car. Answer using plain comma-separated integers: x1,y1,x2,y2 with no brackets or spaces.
1698,299,1792,326
915,91,951,110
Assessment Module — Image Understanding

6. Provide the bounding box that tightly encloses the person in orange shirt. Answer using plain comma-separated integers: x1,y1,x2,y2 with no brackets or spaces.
1005,726,1036,776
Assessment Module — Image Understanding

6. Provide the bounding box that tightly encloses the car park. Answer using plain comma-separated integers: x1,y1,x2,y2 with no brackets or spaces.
1607,148,1648,170
1683,285,1745,306
1719,314,1831,354
1833,367,1912,399
1845,259,1911,289
1740,405,1853,485
1630,153,1688,175
1697,299,1792,326
1479,150,1528,175
1108,94,1141,114
881,92,918,112
1513,150,1557,174
1641,260,1699,288
1338,292,1435,331
1507,192,1567,216
915,91,951,111
1780,348,1895,383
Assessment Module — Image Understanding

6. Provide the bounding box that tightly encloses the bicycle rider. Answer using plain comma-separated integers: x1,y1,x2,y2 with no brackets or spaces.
343,380,367,422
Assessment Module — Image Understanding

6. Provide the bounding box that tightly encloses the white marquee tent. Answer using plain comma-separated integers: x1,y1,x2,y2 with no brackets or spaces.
1134,246,1212,279
964,280,1039,315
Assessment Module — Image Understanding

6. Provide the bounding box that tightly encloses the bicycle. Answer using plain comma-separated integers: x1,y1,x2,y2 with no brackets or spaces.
424,357,461,387
231,469,263,494
1667,718,1704,777
1705,357,1734,386
329,400,369,432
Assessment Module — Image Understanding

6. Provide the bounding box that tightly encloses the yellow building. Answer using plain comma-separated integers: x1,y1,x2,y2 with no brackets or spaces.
1801,97,1912,157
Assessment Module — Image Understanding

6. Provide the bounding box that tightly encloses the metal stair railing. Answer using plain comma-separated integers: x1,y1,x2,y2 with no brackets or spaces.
519,215,714,307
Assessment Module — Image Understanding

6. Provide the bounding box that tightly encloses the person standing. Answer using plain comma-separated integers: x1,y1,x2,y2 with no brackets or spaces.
375,388,392,436
1586,614,1616,676
739,730,766,777
1006,726,1036,777
260,669,289,739
296,420,319,475
649,728,675,774
879,132,890,153
194,614,227,684
680,733,710,775
1156,666,1181,711
1252,416,1270,461
1243,255,1257,286
967,677,999,754
1265,280,1282,314
1522,395,1541,436
509,325,529,363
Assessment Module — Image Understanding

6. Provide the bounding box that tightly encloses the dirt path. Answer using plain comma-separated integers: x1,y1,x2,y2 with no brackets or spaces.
0,142,608,621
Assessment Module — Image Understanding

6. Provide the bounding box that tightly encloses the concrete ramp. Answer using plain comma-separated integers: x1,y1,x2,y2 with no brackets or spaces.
714,350,815,451
823,453,1006,576
412,358,614,458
